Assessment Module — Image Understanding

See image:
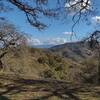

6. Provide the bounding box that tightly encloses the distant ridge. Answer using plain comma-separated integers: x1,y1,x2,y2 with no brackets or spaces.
49,41,93,62
32,44,54,48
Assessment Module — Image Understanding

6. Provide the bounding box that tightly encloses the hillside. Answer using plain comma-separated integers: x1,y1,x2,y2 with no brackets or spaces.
0,42,99,100
1,46,81,82
0,41,98,85
50,41,94,62
1,41,98,82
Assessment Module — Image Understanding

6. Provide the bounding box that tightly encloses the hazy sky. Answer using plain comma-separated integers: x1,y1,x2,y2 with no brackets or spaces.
0,0,100,46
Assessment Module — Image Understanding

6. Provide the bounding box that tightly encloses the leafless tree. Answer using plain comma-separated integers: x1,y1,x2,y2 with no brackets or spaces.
84,30,100,84
0,20,26,70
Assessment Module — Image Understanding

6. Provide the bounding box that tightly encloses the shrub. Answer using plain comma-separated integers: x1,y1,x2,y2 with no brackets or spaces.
37,56,48,64
42,69,54,78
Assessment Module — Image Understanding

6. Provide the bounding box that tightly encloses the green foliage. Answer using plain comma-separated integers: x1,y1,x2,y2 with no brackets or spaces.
41,68,67,80
36,52,69,80
42,69,55,78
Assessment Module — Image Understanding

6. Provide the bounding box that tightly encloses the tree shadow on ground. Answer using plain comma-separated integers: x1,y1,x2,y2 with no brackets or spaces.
0,75,100,100
0,95,9,100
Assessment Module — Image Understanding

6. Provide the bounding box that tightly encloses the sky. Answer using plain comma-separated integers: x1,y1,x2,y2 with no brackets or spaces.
0,0,100,46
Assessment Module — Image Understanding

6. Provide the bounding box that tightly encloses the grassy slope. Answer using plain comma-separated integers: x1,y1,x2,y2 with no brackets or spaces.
0,46,100,100
1,46,81,81
50,42,94,62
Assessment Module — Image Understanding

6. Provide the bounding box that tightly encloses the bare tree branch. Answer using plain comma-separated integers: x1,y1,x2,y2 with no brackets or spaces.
0,20,26,70
0,0,95,34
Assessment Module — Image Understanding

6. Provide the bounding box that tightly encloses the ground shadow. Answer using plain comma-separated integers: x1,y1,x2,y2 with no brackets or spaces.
0,95,9,100
0,75,100,100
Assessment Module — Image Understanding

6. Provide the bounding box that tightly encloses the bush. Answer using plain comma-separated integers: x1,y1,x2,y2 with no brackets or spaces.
55,63,64,71
37,56,48,64
42,69,55,78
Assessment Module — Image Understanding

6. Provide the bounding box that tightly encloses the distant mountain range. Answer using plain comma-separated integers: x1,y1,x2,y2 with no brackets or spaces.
30,41,94,62
49,41,94,62
32,44,55,48
31,41,94,61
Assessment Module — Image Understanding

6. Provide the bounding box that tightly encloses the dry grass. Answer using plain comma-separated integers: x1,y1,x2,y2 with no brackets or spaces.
0,47,99,100
0,74,100,100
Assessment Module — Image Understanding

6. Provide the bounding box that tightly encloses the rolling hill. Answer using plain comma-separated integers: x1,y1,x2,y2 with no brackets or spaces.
49,41,94,62
0,41,99,100
1,46,81,82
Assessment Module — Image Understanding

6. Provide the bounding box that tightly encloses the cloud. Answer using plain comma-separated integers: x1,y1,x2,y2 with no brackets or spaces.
63,32,74,35
27,37,68,46
45,38,67,45
27,38,42,46
92,16,100,24
65,0,91,14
